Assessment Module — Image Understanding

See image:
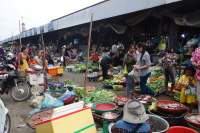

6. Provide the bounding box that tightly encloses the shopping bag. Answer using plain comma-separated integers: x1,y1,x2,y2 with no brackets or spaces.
128,68,140,82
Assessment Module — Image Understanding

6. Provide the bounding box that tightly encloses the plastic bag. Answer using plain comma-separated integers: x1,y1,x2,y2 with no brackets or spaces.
30,96,44,108
42,93,64,108
123,65,128,76
128,68,140,82
58,90,76,102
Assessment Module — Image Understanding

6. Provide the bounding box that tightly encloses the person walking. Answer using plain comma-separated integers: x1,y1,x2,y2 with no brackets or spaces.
124,45,139,97
134,43,154,95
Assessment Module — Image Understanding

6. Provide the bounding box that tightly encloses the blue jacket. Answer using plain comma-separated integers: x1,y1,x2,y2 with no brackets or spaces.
115,120,151,133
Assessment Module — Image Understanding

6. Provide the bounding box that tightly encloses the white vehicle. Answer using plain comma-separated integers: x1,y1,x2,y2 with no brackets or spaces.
0,97,11,133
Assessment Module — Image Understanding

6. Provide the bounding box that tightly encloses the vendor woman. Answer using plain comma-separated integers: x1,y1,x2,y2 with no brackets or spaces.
111,99,151,133
100,50,113,80
176,65,196,87
134,43,154,95
175,65,196,105
123,45,138,73
17,47,29,72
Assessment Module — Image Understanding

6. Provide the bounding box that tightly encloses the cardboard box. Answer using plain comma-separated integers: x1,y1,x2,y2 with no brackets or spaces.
36,102,96,133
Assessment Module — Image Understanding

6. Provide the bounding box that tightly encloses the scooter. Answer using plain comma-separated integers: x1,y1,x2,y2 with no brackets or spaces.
0,53,31,102
0,97,11,133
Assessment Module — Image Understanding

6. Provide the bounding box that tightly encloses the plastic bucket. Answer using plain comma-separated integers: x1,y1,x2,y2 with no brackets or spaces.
167,126,198,133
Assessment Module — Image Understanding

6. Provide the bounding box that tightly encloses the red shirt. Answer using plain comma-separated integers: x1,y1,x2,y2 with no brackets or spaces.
90,53,100,62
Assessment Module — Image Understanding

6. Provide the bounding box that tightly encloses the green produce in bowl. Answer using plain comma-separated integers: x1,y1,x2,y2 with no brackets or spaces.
89,89,115,103
149,102,157,111
74,87,85,98
113,85,123,91
64,80,74,85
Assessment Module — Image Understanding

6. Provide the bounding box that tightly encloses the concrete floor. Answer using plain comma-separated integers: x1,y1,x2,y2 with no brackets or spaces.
1,72,103,133
1,71,170,133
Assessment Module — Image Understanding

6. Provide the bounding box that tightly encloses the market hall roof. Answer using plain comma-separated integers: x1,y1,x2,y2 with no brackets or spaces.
1,0,181,43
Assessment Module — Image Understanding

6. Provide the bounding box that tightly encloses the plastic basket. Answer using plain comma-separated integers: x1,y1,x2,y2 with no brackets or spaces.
48,66,58,76
57,67,64,74
167,126,198,133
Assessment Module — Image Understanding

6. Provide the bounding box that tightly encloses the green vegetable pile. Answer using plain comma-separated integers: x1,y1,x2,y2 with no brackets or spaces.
73,63,99,73
151,69,163,77
74,87,116,104
89,89,115,104
147,80,164,93
173,91,180,101
104,79,114,85
64,80,74,85
147,69,165,93
74,64,86,72
74,87,85,98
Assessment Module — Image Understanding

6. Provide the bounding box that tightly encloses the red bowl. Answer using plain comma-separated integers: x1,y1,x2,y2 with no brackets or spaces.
156,100,188,114
64,96,76,104
185,113,200,128
93,103,118,113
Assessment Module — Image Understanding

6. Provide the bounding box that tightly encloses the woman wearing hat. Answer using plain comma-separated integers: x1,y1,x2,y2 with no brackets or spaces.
111,100,151,133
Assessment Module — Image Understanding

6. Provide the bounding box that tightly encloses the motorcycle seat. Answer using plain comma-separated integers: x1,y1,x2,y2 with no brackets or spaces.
0,71,7,75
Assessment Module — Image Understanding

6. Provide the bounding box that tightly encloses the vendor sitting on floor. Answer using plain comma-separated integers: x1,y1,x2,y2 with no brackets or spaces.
111,99,151,133
175,65,197,104
175,65,196,90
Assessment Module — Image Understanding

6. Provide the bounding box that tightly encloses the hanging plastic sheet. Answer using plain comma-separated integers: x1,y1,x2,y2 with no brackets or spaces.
108,24,127,34
173,10,200,27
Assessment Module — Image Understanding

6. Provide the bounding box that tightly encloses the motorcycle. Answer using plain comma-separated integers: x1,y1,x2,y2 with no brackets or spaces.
0,52,31,102
0,97,11,133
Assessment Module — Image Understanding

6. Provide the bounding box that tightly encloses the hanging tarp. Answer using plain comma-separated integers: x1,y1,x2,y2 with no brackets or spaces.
174,10,200,27
126,10,152,26
108,24,127,34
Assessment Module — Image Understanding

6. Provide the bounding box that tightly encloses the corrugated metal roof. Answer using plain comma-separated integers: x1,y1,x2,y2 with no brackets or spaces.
1,0,181,43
